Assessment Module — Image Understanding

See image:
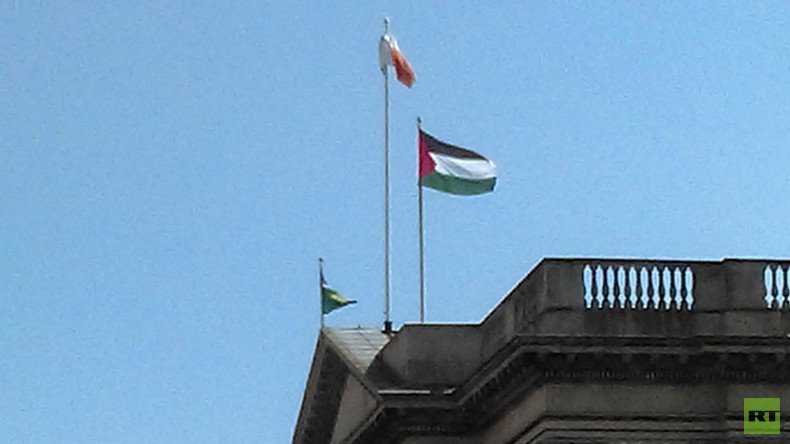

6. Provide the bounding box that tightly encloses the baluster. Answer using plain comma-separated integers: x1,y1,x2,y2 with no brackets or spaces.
613,266,622,308
625,266,633,309
621,267,629,308
647,267,656,309
669,266,678,310
583,264,592,309
776,264,785,310
602,266,611,309
658,266,667,310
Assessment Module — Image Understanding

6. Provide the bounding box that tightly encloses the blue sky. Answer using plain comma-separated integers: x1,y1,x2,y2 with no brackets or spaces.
3,2,790,442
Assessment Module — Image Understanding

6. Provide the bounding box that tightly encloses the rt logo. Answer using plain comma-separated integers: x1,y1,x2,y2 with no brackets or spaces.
744,398,781,435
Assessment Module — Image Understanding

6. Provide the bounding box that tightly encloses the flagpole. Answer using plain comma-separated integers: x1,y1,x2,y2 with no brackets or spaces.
417,117,425,324
382,18,393,334
319,257,325,330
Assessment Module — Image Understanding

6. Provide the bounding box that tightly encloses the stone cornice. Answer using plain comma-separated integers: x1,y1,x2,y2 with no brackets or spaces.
353,336,790,443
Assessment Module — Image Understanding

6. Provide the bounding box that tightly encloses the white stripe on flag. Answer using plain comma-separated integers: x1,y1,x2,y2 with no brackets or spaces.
430,152,497,180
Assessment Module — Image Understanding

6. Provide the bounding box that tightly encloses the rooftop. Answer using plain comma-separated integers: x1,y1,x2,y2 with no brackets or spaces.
323,327,389,374
294,258,790,443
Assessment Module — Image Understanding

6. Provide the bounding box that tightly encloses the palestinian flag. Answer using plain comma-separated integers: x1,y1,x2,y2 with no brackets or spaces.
419,129,496,196
321,270,356,315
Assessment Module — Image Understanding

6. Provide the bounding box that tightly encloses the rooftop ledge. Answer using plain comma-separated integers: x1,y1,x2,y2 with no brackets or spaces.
375,258,790,387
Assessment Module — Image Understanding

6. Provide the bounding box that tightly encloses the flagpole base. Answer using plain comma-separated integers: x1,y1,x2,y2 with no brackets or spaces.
383,320,393,335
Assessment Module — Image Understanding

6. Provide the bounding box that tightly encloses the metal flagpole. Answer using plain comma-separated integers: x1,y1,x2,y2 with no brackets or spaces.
417,117,425,323
382,18,393,334
319,257,325,330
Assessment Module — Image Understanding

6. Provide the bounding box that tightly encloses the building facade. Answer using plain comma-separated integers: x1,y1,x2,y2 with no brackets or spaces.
293,258,790,443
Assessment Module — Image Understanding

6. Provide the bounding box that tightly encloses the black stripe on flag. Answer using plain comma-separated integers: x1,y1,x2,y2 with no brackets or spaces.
420,130,487,160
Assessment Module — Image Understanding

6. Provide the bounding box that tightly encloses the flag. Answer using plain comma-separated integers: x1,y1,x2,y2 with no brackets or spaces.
321,269,357,315
419,129,497,195
379,34,415,88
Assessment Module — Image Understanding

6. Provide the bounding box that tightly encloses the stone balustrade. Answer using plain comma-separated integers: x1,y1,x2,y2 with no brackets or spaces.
385,259,790,387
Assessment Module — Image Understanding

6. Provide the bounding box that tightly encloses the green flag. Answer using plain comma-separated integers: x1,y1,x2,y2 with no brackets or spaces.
321,269,356,315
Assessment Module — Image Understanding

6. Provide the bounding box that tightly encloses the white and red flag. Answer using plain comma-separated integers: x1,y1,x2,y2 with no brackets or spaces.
379,33,415,88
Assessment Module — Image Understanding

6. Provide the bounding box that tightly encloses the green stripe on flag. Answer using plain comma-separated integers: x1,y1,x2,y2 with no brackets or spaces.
421,172,496,196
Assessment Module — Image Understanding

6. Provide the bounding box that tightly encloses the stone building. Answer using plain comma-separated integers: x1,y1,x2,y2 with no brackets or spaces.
292,258,790,443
